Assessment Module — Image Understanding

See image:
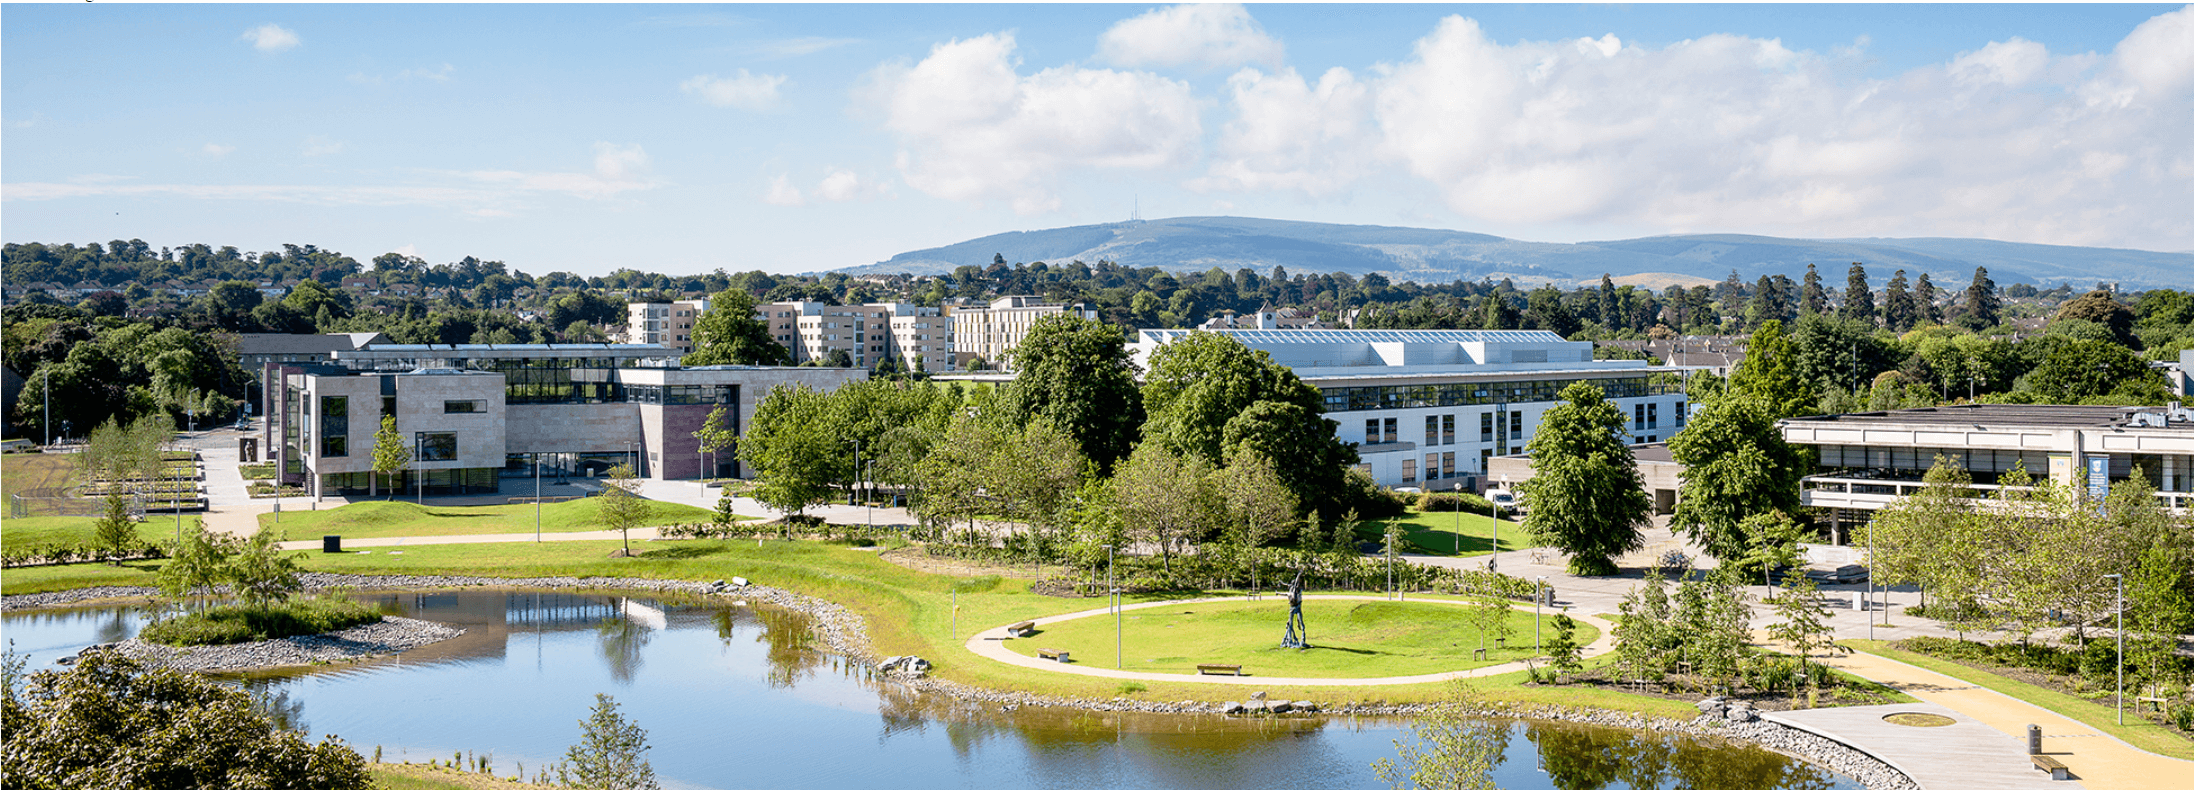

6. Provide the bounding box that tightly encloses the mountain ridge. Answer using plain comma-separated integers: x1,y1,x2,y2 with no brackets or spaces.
829,216,2190,289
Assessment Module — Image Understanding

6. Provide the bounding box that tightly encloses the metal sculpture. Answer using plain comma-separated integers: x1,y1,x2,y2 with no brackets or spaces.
1280,565,1310,649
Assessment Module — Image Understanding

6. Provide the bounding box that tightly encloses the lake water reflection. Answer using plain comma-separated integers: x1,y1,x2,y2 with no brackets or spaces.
4,590,1859,790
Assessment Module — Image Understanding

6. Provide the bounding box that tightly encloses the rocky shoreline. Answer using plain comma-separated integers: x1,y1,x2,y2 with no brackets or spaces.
86,616,466,673
7,573,1914,789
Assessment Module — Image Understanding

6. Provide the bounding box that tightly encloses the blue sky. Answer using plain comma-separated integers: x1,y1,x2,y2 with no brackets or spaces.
5,3,2190,277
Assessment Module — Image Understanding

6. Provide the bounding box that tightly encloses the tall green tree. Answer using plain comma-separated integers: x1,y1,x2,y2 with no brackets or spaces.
1727,319,1813,419
1141,331,1353,513
1516,382,1651,576
1112,442,1217,574
736,384,838,518
1960,266,2000,330
1667,394,1806,562
2052,290,2139,348
1881,270,1916,332
1798,264,1827,317
684,289,790,366
1913,273,1940,325
1002,314,1143,472
370,414,409,498
1840,262,1875,326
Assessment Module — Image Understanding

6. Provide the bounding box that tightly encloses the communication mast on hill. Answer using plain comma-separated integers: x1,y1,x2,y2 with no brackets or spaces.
1130,196,1142,222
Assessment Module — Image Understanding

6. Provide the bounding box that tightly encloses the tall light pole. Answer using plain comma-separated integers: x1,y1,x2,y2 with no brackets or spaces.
864,460,875,533
534,453,543,543
1536,575,1547,651
1867,518,1875,641
42,369,50,447
2105,572,2124,724
1489,476,1504,574
1110,545,1120,669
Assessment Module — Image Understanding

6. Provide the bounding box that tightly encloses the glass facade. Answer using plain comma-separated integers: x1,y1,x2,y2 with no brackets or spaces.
319,396,347,457
623,384,737,405
417,431,458,462
1813,444,2052,485
1319,377,1676,412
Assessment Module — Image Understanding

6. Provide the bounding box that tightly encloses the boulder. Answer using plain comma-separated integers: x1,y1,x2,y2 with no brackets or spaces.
1724,708,1757,722
1294,702,1320,714
608,548,634,558
1223,701,1248,715
1269,700,1294,713
1250,691,1268,701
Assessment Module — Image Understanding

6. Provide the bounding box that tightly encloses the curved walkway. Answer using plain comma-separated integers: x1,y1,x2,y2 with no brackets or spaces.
962,594,1616,686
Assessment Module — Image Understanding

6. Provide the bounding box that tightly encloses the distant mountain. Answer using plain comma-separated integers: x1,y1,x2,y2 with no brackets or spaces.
834,216,2191,289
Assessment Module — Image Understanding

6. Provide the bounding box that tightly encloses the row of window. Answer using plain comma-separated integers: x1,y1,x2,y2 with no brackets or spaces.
1320,378,1675,413
1366,411,1527,445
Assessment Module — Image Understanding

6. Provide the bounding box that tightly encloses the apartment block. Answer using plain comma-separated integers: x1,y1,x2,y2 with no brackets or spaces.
759,301,954,372
950,296,1097,370
625,300,709,353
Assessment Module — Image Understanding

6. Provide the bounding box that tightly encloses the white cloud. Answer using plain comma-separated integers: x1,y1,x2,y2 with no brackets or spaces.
8,144,660,216
1950,38,2050,87
400,64,456,83
301,136,344,157
1097,4,1283,70
680,70,787,110
241,24,300,53
749,36,860,59
764,174,805,206
201,143,235,158
1192,66,1372,196
1321,11,2194,248
866,32,1200,213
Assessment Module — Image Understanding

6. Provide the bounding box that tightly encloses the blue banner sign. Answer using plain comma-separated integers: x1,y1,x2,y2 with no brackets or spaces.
2086,455,2111,504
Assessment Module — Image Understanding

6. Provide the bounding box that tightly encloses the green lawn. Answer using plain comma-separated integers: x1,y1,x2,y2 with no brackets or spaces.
1003,597,1594,678
1358,509,1525,557
1,515,201,552
2,453,75,500
0,538,1686,715
250,499,738,540
1843,639,2194,761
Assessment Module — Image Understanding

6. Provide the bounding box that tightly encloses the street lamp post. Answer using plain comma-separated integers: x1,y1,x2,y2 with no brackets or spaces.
864,460,875,533
1867,517,1876,641
1536,575,1547,651
535,453,543,543
2105,572,2124,725
1110,545,1120,669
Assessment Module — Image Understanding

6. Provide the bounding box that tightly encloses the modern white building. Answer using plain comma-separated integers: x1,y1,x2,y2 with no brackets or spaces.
950,296,1096,370
1128,329,1693,490
1782,403,2194,540
625,300,709,353
260,339,865,497
756,301,955,372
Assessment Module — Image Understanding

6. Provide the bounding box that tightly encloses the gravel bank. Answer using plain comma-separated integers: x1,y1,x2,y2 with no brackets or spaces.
98,616,465,673
8,573,1914,789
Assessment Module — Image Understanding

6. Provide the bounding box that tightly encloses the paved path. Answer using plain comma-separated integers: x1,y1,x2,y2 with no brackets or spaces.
1765,702,2070,789
960,594,1616,686
1812,650,2194,790
273,528,663,551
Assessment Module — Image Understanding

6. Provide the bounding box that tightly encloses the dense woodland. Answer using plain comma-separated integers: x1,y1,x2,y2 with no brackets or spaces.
4,240,2189,440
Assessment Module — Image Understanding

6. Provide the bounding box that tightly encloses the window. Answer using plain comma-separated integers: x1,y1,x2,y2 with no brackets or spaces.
1675,401,1687,427
1481,412,1495,442
445,400,486,414
1647,403,1659,429
1383,418,1398,445
1508,412,1523,440
382,396,396,425
417,431,457,462
319,396,348,457
1365,419,1381,444
1442,452,1456,478
1634,404,1646,430
1425,416,1439,445
1442,414,1455,445
1425,453,1441,480
1402,458,1417,484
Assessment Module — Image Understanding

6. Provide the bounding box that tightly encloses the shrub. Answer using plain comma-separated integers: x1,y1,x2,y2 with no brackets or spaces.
1418,492,1495,516
140,597,385,647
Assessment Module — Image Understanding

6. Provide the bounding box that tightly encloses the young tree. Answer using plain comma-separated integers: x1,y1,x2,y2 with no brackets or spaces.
2126,537,2194,688
691,405,735,482
1867,457,1988,637
683,289,789,366
1371,681,1508,790
597,463,649,557
1612,568,1675,691
156,523,237,608
1688,567,1753,694
92,493,140,564
1738,510,1810,600
226,528,304,606
554,693,660,790
1211,449,1299,586
1766,570,1843,695
1545,614,1584,679
3,651,373,790
370,414,409,499
1517,382,1650,576
1464,591,1513,653
1667,395,1805,563
1112,442,1217,574
1002,314,1144,472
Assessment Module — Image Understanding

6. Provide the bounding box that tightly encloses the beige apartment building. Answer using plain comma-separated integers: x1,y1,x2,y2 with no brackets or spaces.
950,296,1097,370
625,300,709,354
759,301,955,372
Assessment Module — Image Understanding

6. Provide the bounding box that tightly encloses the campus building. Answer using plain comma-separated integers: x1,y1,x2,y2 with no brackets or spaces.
1127,328,1693,491
950,296,1097,370
759,301,955,372
624,300,708,354
258,340,863,497
1781,403,2194,540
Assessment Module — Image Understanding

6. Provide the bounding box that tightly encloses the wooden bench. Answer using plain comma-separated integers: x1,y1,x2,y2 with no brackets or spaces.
1036,648,1069,663
2031,754,2069,780
1471,648,1490,660
2138,696,2169,712
1196,664,1243,676
1007,621,1036,638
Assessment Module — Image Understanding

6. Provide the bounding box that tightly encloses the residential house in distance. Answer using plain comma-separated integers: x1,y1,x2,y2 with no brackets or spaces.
1197,306,1326,330
951,295,1096,370
1129,328,1695,491
1781,403,2194,542
625,299,709,354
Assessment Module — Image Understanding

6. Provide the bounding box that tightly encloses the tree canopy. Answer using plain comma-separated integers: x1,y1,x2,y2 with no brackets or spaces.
1002,313,1144,472
685,289,790,366
1517,381,1652,576
1666,394,1806,562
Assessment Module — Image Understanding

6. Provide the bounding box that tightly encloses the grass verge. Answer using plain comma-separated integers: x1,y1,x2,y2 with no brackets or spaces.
1842,639,2194,762
1360,509,1523,557
139,595,385,646
368,763,547,789
251,498,740,540
1,515,192,552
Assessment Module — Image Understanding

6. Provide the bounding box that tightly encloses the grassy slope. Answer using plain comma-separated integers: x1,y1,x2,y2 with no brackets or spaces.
1002,597,1597,678
250,499,738,540
0,539,1689,715
2,453,74,500
1360,510,1524,557
1843,639,2194,762
2,515,194,552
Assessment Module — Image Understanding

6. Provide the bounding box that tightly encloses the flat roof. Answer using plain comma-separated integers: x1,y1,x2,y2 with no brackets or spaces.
1782,404,2158,429
1140,329,1567,344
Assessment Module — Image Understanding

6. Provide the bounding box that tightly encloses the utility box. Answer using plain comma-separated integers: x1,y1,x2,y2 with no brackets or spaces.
323,535,342,553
